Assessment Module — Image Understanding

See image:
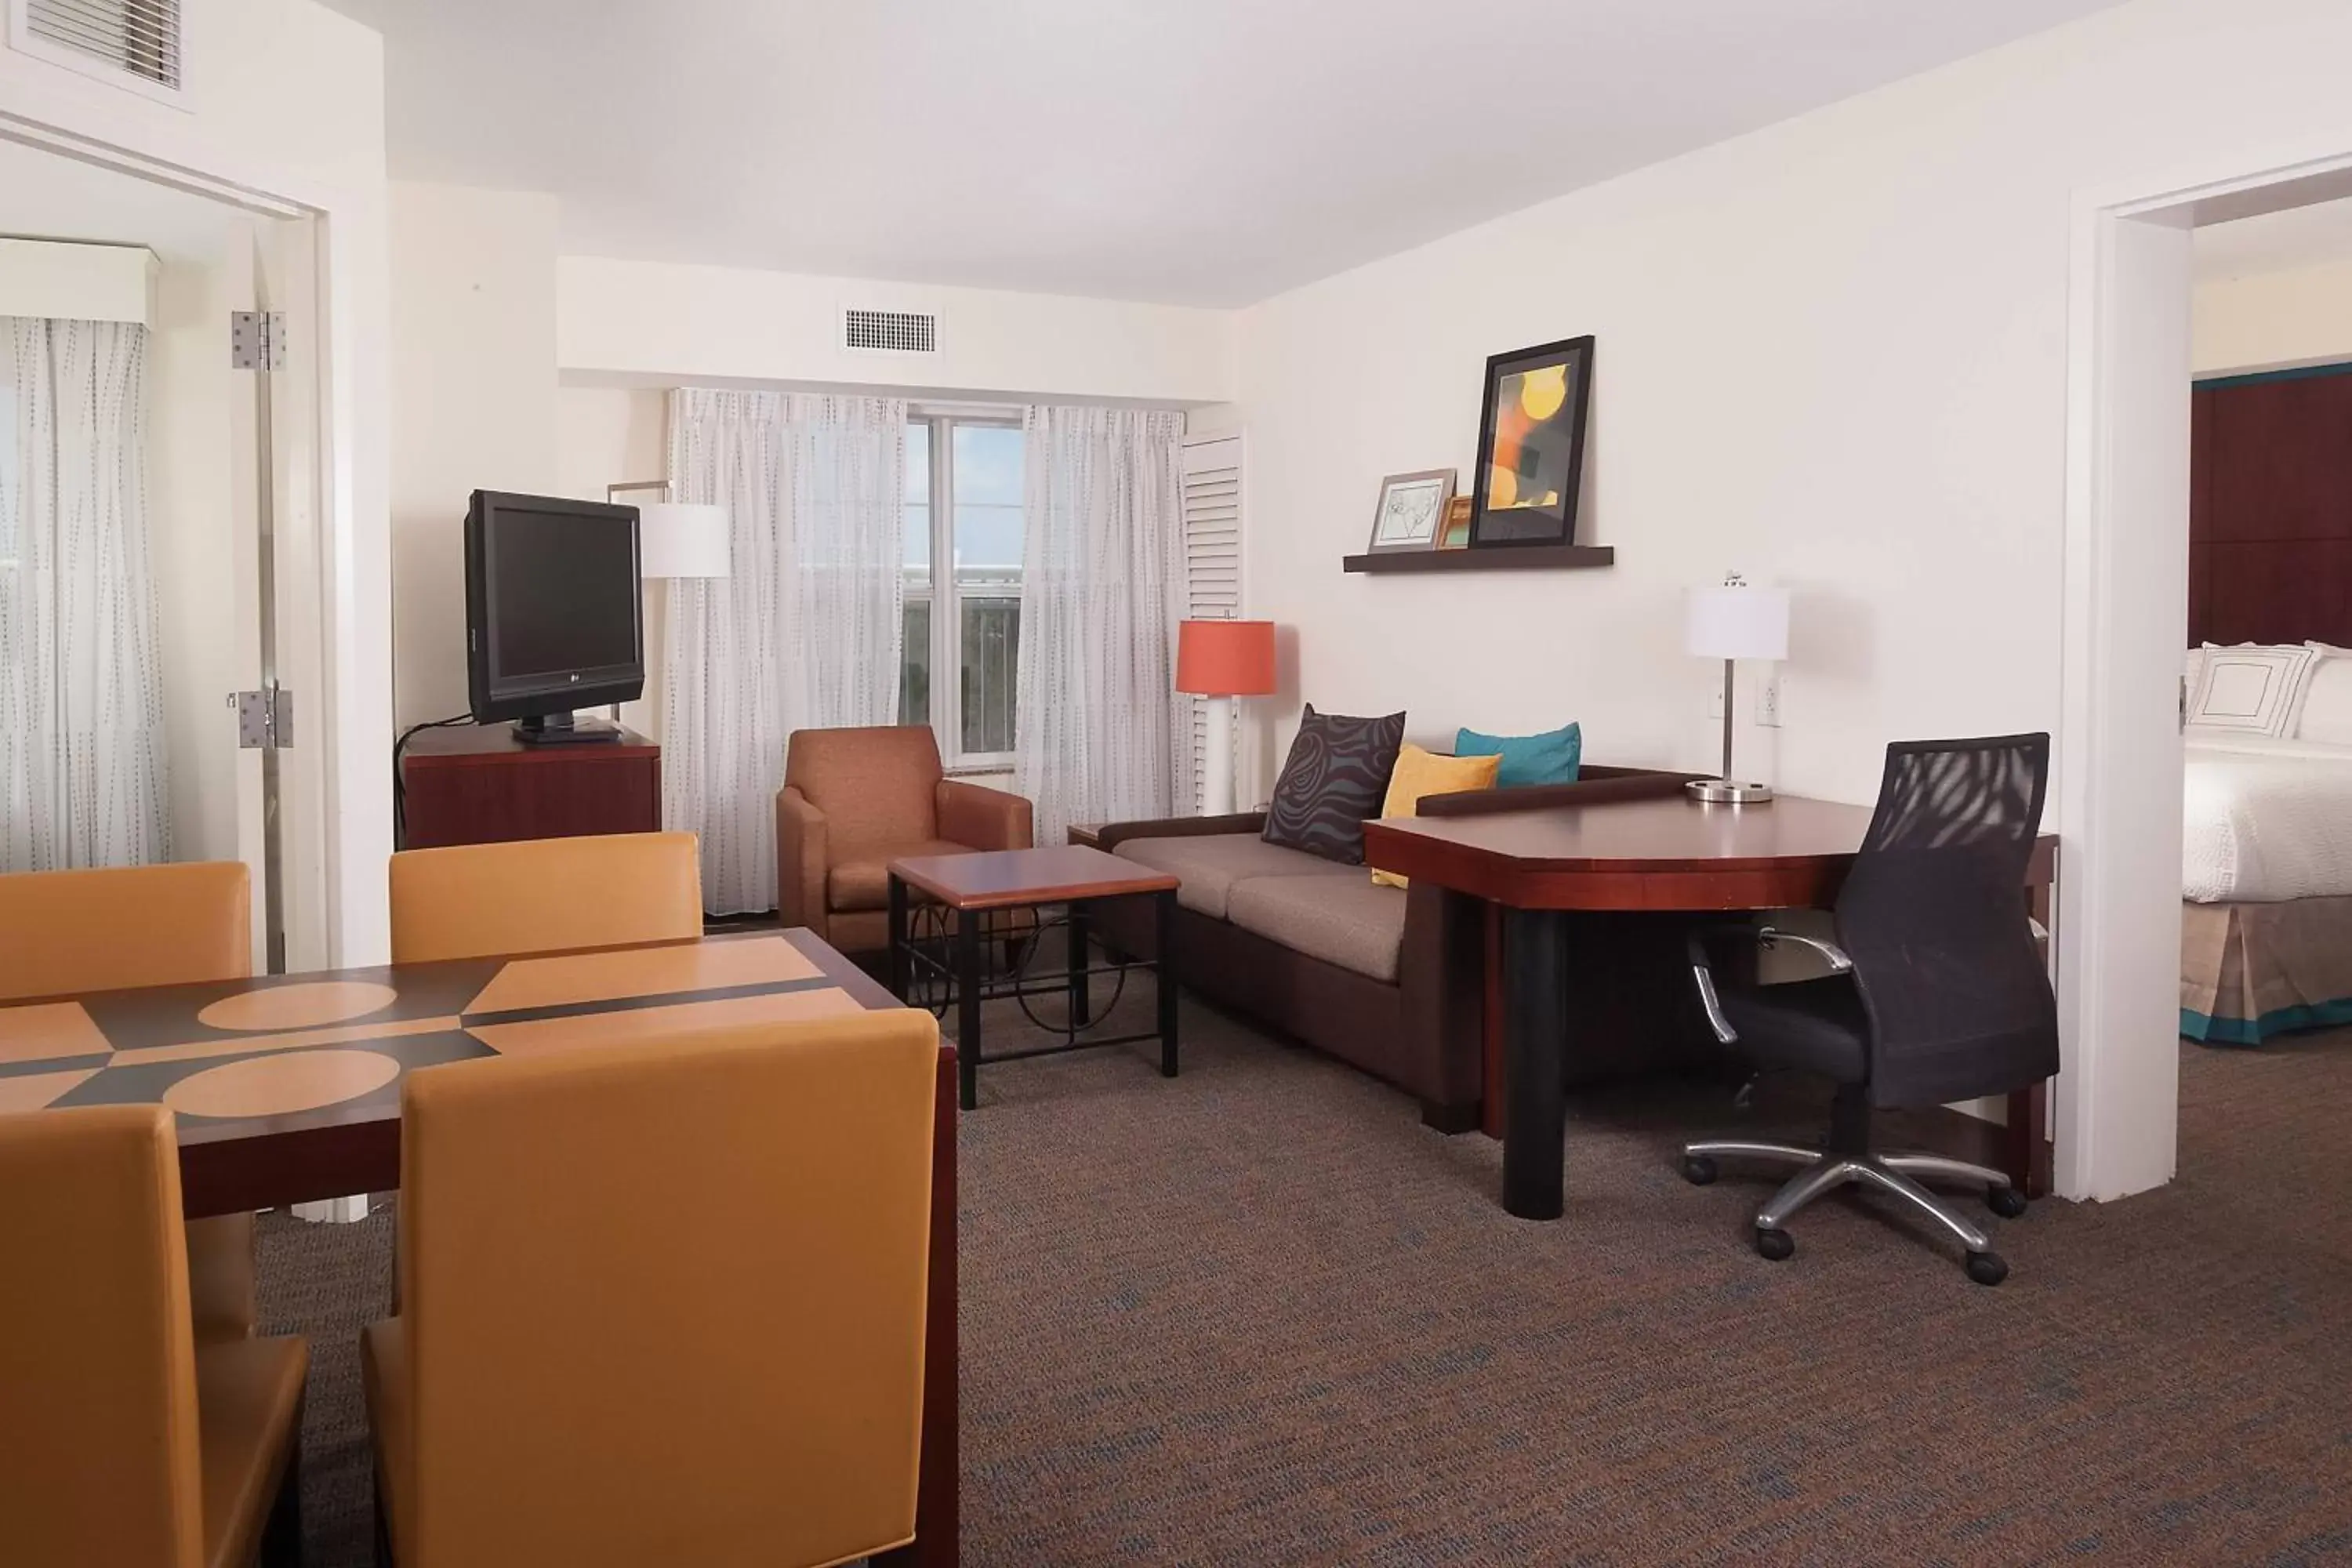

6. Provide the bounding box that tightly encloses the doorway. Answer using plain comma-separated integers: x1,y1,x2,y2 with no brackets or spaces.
0,136,329,968
2057,143,2352,1201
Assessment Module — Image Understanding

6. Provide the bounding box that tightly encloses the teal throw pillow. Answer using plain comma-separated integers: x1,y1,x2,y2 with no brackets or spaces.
1455,722,1581,788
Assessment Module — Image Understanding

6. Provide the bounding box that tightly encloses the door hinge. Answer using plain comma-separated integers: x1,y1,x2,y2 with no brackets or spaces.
228,687,294,750
230,311,285,371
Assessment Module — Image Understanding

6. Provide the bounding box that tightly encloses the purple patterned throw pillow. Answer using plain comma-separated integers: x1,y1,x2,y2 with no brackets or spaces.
1261,706,1408,865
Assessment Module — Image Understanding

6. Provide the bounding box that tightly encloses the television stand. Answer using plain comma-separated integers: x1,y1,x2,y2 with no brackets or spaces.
513,713,625,746
401,724,660,848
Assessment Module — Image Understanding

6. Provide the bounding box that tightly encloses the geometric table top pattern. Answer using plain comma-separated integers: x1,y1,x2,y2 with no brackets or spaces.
0,931,887,1145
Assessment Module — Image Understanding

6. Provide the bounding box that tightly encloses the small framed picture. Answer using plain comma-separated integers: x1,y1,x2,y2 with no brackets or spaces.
1436,495,1475,550
1366,469,1457,554
1469,336,1594,547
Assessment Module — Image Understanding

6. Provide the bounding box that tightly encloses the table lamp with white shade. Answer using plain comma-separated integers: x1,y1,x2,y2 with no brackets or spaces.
1684,573,1790,804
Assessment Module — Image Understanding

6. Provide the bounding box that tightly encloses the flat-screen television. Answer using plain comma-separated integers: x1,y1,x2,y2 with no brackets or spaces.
463,489,643,741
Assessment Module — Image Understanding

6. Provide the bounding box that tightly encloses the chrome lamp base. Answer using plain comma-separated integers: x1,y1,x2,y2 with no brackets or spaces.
1686,777,1775,804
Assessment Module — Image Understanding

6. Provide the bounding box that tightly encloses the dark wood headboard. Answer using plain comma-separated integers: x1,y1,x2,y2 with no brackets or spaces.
2189,365,2352,648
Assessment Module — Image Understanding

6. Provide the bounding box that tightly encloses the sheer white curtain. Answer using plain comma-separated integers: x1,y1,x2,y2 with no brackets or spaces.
0,318,169,872
662,390,905,913
1014,406,1190,845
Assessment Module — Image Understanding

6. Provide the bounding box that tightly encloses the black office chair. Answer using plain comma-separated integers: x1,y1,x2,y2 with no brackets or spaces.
1679,734,2057,1286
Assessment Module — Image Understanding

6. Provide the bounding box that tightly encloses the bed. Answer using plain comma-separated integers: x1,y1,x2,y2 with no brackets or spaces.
2181,644,2352,1044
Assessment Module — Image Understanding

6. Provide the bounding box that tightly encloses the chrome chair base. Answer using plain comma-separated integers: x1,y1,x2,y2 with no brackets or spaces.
1681,1138,2021,1284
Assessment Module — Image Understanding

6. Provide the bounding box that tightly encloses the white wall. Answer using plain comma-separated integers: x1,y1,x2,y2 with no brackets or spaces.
559,256,1236,405
1,0,392,964
554,383,666,737
389,182,560,728
2194,256,2352,376
1231,0,2352,811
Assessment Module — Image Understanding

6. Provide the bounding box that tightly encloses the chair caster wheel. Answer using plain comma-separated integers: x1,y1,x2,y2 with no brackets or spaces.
1965,1250,2009,1287
1987,1185,2027,1219
1754,1227,1795,1261
1681,1155,1718,1185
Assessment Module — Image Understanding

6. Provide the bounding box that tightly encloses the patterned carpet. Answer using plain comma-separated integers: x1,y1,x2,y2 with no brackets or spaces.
258,989,2352,1566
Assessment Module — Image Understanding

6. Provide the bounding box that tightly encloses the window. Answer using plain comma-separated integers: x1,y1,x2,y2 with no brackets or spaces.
902,414,1023,768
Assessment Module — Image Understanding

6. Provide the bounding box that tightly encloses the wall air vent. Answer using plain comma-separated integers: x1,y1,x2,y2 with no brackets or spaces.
843,308,938,354
16,0,183,94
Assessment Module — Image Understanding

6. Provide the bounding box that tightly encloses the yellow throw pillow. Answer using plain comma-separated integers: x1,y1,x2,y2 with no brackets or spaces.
1371,742,1501,887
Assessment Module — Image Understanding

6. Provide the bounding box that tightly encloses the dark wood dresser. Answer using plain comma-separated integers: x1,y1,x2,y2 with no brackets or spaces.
400,724,662,849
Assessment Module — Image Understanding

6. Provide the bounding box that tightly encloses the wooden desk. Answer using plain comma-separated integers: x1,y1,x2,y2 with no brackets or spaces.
1363,795,2058,1221
0,929,956,1567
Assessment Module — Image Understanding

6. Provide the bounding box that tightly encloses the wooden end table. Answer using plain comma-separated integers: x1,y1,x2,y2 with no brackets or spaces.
886,846,1181,1111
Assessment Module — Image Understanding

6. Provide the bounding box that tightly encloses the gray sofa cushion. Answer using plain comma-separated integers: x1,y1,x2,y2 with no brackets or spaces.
1113,833,1356,920
1225,873,1407,985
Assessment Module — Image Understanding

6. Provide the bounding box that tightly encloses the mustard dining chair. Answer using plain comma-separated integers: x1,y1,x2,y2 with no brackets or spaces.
0,1104,310,1568
361,1007,938,1568
0,862,261,1343
387,831,704,965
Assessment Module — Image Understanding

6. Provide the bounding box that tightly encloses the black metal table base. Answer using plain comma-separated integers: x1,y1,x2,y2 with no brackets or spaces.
887,881,1179,1111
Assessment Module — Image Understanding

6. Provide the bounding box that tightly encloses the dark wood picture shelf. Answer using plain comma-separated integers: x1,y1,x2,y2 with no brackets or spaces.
1343,543,1616,575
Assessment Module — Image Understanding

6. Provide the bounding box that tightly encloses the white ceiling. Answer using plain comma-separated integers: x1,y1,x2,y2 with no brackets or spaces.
319,0,2118,307
2194,197,2352,284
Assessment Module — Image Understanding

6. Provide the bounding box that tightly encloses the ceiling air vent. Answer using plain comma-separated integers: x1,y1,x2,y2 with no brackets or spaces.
843,308,938,354
19,0,183,92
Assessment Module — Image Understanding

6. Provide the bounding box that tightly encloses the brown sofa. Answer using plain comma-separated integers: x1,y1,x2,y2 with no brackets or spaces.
1088,764,1706,1131
777,726,1033,953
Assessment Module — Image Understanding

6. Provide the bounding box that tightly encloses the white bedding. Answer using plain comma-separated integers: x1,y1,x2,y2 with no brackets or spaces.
2183,735,2352,902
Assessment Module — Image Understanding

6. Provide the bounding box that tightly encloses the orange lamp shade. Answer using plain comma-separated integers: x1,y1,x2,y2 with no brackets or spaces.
1176,619,1276,697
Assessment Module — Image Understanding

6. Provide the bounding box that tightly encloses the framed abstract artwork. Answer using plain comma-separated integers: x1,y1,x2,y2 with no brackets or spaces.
1468,335,1594,547
1366,468,1457,554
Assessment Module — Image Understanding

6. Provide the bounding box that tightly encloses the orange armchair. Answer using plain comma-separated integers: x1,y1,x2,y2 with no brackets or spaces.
776,725,1032,952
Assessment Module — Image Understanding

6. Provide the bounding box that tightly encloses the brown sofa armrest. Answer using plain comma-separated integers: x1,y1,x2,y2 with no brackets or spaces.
775,786,829,933
937,779,1034,852
1417,764,1706,818
1090,812,1267,852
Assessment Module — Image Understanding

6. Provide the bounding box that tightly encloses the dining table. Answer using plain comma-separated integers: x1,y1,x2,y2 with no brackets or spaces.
0,926,957,1568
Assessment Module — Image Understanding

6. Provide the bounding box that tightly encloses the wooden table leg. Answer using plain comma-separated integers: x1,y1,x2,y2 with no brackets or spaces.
1502,906,1570,1221
882,1047,960,1568
2009,860,2057,1198
1066,901,1092,1028
887,875,910,1002
1154,889,1179,1078
956,912,982,1113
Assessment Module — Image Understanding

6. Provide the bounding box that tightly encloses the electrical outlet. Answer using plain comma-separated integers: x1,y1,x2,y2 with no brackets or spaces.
1756,674,1782,728
1708,684,1726,720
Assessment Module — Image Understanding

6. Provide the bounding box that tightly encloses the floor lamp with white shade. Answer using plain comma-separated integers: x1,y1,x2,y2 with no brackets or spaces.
608,482,732,726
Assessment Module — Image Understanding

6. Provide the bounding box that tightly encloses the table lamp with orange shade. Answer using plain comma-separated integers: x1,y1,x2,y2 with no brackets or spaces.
1177,618,1276,815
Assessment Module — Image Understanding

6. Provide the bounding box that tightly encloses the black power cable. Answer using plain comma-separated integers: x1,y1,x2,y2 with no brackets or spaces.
393,713,474,847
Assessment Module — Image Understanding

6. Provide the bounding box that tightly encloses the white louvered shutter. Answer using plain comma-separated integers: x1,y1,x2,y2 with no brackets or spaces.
1180,434,1243,813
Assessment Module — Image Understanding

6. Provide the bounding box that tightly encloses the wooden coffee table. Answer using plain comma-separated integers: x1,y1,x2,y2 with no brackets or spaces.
886,845,1180,1111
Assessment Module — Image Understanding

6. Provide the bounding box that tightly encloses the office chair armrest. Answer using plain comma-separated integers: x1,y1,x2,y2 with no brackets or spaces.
1757,927,1854,974
1686,928,1750,1046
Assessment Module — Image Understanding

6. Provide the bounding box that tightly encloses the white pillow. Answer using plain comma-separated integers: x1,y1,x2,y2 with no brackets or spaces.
2184,645,2206,706
2300,642,2352,746
2186,642,2319,736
